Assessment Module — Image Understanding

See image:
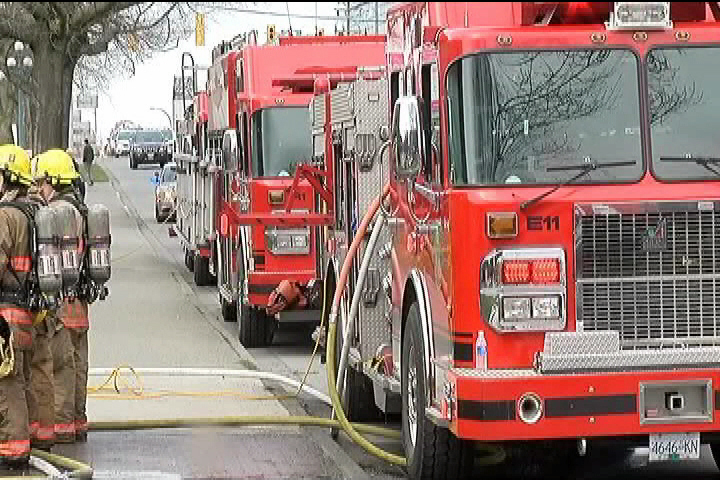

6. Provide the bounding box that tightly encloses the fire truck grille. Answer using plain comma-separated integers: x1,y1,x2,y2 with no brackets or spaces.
575,202,720,349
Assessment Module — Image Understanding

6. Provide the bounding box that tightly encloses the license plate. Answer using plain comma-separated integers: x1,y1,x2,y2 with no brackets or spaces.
649,432,700,461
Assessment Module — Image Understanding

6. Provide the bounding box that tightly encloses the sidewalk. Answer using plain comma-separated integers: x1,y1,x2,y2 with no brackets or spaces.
82,166,292,423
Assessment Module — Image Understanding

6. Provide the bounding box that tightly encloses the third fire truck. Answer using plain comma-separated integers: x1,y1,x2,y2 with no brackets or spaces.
302,2,720,479
177,32,386,347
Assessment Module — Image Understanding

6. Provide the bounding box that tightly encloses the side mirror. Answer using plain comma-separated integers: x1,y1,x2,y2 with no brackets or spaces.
391,96,424,180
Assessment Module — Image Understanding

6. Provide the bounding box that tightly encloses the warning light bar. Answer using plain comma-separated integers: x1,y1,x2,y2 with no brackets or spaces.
607,2,672,30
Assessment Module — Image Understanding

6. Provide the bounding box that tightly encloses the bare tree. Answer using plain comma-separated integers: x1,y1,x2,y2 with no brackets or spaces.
647,50,703,126
0,39,16,143
0,2,217,152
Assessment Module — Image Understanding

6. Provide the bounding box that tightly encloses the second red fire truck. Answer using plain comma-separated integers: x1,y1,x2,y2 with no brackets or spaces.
176,32,386,347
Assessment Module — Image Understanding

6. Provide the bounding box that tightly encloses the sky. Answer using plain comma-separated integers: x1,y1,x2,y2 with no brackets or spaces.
84,2,348,142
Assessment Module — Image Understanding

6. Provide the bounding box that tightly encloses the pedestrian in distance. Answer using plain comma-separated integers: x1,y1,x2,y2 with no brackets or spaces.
65,148,86,202
82,139,94,186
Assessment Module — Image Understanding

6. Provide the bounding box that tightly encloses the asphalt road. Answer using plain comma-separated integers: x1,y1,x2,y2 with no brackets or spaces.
36,156,720,479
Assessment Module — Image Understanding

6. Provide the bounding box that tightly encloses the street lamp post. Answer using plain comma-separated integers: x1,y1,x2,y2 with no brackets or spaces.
3,41,33,149
150,107,175,152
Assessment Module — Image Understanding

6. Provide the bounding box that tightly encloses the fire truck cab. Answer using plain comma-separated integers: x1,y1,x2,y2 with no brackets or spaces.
323,2,720,478
216,34,386,347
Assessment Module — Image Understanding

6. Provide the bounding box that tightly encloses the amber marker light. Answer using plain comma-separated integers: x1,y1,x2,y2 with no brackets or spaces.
487,212,518,239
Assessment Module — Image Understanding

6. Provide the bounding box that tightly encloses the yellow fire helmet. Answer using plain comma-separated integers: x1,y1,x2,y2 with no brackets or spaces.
0,144,33,186
33,148,81,186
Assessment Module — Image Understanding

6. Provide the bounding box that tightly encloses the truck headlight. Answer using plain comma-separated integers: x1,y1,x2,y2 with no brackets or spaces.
480,248,566,332
532,296,560,319
503,298,531,320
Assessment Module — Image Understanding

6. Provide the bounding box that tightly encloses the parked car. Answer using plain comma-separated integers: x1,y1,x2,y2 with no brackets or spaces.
152,162,177,223
115,130,135,157
130,129,172,169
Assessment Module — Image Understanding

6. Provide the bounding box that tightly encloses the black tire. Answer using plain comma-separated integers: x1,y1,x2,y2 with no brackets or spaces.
184,248,194,272
155,204,165,223
333,312,381,423
220,293,236,323
193,253,212,286
238,301,253,346
238,305,275,347
711,444,720,469
402,302,474,480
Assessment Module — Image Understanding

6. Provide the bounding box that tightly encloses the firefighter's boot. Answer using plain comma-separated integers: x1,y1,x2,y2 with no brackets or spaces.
0,350,30,466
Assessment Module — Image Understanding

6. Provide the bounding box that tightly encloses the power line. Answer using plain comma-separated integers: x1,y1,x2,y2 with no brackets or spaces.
210,5,384,23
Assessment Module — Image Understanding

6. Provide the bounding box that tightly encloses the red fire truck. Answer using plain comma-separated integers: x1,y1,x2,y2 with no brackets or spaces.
175,50,214,282
207,33,386,347
307,2,720,478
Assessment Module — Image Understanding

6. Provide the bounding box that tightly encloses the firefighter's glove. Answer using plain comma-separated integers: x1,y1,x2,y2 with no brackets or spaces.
266,280,308,316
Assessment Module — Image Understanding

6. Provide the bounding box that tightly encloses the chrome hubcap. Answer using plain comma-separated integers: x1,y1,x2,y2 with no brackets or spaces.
407,344,418,447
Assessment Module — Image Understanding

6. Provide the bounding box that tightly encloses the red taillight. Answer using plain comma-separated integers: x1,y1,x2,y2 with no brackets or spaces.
503,258,560,285
531,259,560,284
503,260,531,284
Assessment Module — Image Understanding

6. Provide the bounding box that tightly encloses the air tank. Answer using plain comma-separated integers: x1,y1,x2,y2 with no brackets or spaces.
35,206,62,295
53,203,81,290
86,204,111,284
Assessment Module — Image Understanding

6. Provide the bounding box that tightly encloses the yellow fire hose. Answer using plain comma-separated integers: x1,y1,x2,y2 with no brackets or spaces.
2,188,506,479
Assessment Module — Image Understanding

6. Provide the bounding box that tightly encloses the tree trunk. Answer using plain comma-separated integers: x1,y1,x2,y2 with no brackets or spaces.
32,43,76,152
0,80,16,145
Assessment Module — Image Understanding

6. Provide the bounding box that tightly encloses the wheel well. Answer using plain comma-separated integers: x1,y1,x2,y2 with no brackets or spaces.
401,280,417,341
323,262,337,323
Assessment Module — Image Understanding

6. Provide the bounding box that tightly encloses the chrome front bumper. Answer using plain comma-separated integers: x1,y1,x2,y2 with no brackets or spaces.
538,331,720,374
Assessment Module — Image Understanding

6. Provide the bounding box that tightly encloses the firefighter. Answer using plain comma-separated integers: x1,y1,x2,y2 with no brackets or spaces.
0,144,46,467
33,149,89,444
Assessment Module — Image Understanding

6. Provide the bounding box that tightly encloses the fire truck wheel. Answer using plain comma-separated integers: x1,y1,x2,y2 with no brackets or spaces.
184,248,194,272
238,302,253,346
711,444,720,469
155,204,165,223
193,253,212,286
220,293,236,322
332,314,380,423
402,302,473,479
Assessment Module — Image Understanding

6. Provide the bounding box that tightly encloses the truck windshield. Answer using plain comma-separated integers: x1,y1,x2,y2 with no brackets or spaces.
447,49,643,186
649,46,718,181
135,131,165,143
162,166,177,183
117,131,133,141
251,107,311,177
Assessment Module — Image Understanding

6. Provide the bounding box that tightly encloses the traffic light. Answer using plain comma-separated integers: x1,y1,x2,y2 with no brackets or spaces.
128,33,139,52
267,24,276,44
196,13,205,46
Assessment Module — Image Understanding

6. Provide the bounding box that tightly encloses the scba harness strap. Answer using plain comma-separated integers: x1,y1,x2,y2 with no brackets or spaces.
55,192,99,305
0,201,42,311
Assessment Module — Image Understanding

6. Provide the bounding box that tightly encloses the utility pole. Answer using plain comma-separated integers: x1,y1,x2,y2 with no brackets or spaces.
346,1,351,34
375,2,379,34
